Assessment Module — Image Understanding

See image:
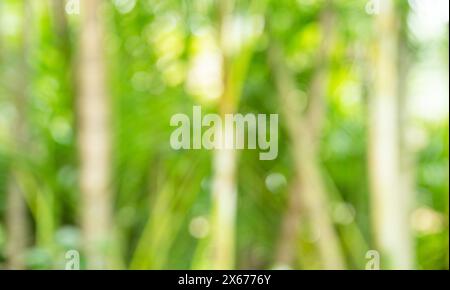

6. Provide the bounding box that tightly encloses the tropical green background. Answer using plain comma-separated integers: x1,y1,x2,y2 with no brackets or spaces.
0,0,448,270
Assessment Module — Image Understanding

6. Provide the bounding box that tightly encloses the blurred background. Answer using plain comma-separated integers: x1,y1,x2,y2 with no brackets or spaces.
0,0,448,270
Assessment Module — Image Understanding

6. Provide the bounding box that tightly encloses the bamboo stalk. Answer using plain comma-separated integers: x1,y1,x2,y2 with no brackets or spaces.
209,0,238,269
5,0,32,270
270,3,345,269
368,0,413,269
78,0,113,269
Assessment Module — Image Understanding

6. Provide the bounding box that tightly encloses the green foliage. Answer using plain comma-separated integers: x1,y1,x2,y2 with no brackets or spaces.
0,0,447,270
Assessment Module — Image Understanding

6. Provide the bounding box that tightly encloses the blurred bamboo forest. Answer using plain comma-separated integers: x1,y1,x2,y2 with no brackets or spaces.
0,0,448,270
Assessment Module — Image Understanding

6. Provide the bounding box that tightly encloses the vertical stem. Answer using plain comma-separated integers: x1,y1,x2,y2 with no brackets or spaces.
211,143,237,269
78,0,113,269
368,0,413,269
274,180,303,267
210,0,237,269
5,0,31,270
271,2,345,269
6,181,28,269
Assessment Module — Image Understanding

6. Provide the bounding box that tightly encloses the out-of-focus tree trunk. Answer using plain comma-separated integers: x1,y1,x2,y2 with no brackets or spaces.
78,0,113,269
210,143,237,270
210,0,238,270
273,180,303,267
201,0,266,269
271,3,345,269
368,0,413,269
397,3,415,269
6,180,28,270
5,0,31,270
